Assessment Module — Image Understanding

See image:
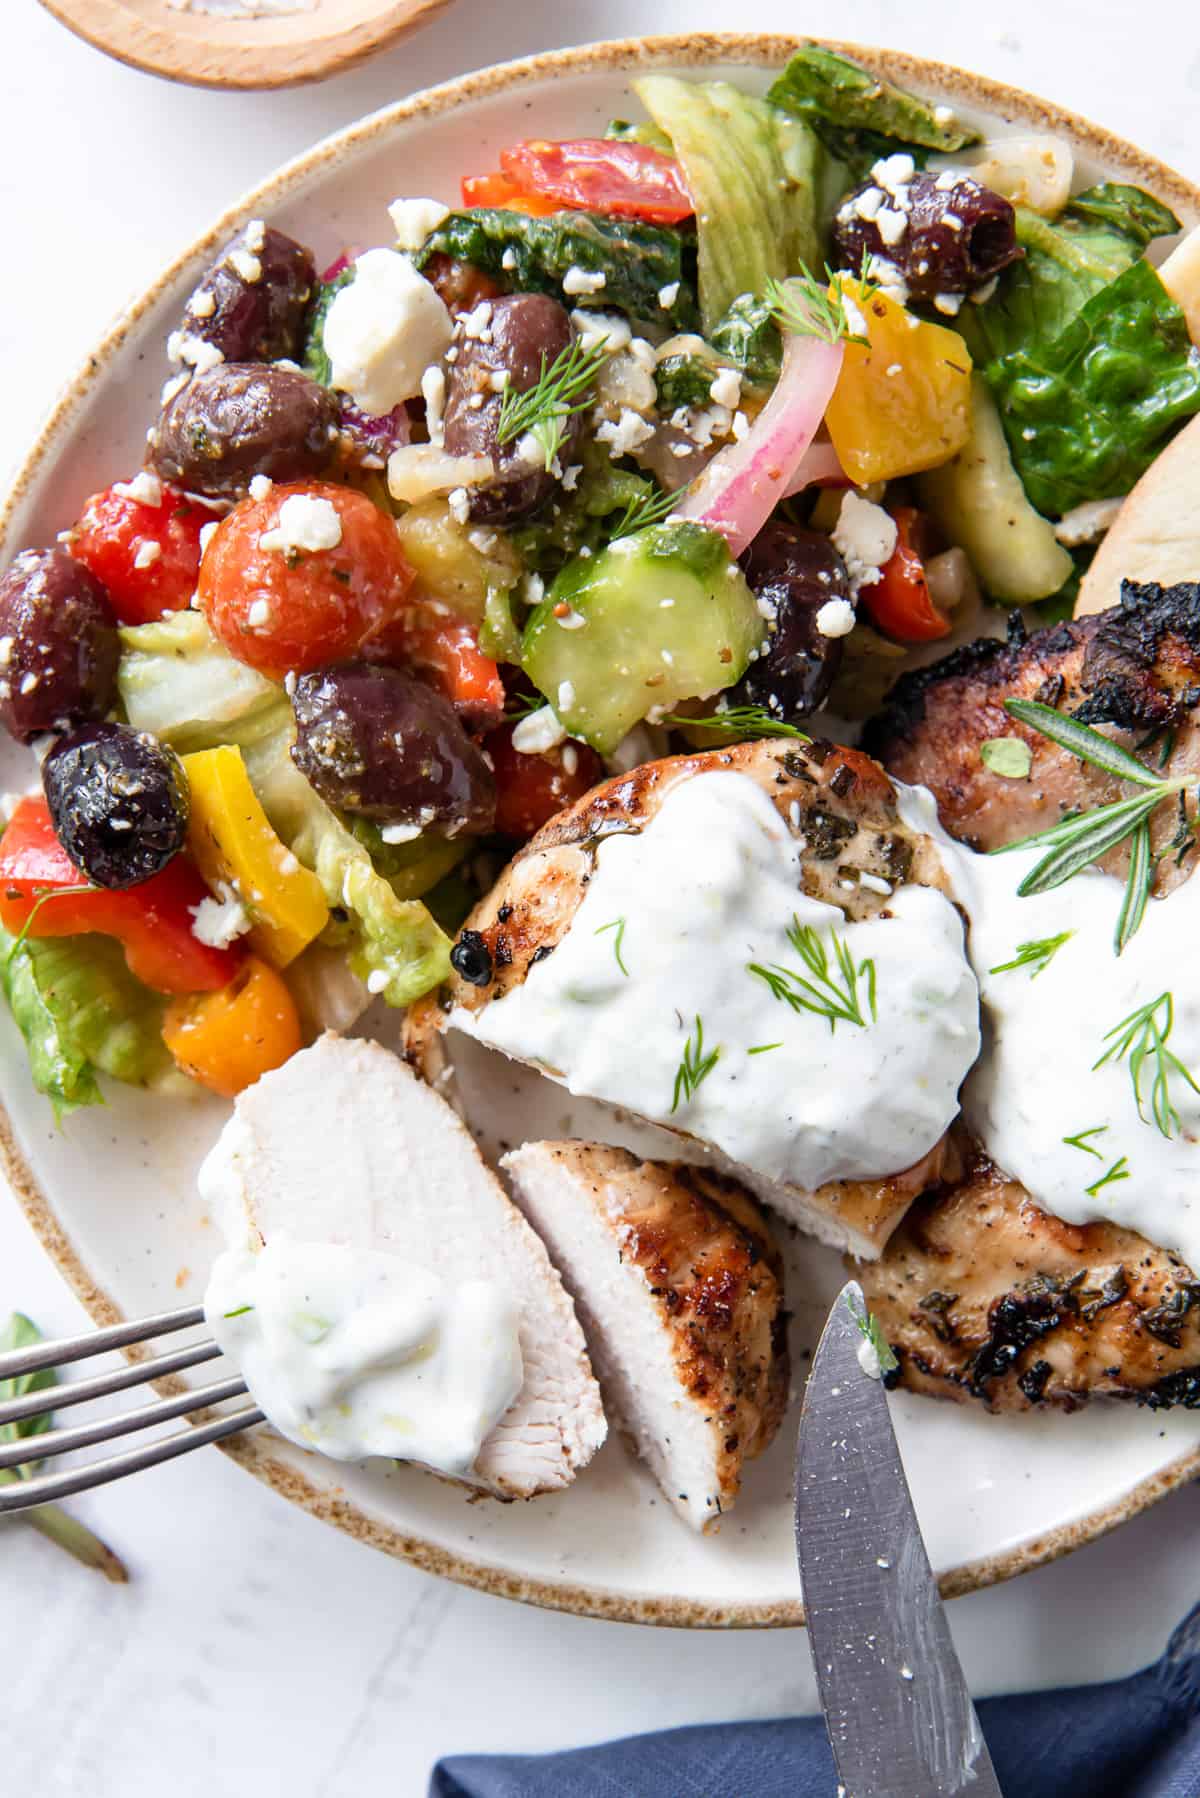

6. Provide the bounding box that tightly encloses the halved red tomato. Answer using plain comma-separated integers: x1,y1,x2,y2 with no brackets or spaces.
498,138,693,224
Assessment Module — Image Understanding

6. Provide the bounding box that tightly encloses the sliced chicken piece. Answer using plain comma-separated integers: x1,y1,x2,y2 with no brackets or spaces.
502,1141,789,1531
858,1149,1200,1412
405,737,967,1259
199,1033,606,1498
865,579,1200,890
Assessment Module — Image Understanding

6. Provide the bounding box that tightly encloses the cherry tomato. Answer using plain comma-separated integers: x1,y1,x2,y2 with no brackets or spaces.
0,796,240,994
859,507,952,645
198,480,416,680
485,722,602,839
71,481,222,626
460,173,561,217
498,139,693,224
163,955,302,1096
380,599,505,725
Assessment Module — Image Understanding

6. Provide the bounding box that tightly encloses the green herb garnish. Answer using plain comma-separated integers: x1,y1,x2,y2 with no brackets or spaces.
980,737,1033,780
848,1299,899,1376
496,335,611,470
1085,1156,1131,1199
764,259,877,346
671,1015,720,1113
594,918,629,976
1063,1125,1108,1159
749,918,877,1033
1094,991,1200,1140
748,1042,783,1056
222,1305,255,1319
608,484,679,540
660,705,811,742
989,931,1074,980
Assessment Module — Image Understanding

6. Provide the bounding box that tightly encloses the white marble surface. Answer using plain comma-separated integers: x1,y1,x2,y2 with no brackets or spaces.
3,1,1200,1791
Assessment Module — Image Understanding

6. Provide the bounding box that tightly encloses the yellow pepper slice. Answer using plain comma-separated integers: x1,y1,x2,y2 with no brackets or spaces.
183,746,329,968
824,280,973,486
163,956,302,1097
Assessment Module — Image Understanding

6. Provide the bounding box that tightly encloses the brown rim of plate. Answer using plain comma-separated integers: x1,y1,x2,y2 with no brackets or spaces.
4,33,1200,1629
37,0,458,92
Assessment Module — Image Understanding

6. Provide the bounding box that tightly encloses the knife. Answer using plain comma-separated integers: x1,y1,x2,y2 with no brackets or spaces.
794,1278,1003,1797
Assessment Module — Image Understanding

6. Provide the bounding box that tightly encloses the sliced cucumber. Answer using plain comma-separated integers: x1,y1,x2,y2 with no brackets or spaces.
521,522,762,754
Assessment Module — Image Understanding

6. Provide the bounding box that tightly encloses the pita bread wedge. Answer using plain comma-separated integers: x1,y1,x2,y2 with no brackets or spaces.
1075,412,1200,616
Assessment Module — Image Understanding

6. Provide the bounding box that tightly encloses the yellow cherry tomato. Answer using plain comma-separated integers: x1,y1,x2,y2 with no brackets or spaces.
163,956,302,1097
183,745,328,968
824,280,973,485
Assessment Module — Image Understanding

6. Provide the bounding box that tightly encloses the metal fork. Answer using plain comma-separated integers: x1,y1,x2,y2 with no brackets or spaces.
0,1305,263,1512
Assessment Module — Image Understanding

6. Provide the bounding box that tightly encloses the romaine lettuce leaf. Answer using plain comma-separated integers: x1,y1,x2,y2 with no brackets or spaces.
633,76,820,330
118,612,281,751
302,267,354,387
767,45,979,177
709,292,782,388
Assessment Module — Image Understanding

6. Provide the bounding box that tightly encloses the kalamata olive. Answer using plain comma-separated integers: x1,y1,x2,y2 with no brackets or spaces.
42,721,190,889
290,662,496,835
442,294,583,523
832,170,1022,301
147,363,340,500
175,226,316,366
422,254,503,317
0,549,119,744
730,524,853,722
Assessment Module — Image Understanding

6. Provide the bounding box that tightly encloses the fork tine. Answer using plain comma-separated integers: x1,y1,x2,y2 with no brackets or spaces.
0,1338,224,1428
0,1403,265,1513
0,1305,205,1382
0,1374,249,1471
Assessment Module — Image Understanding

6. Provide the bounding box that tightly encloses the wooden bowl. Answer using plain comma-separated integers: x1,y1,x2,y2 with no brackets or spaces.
37,0,455,90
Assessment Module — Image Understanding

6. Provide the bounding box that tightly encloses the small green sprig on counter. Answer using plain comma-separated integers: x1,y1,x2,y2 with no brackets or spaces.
659,705,811,742
495,335,611,471
750,919,877,1033
670,1015,720,1113
992,698,1199,953
988,931,1074,980
848,1300,899,1377
1094,991,1200,1141
0,1313,127,1583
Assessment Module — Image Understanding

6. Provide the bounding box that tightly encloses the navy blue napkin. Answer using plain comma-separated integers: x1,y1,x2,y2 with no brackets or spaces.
430,1601,1200,1797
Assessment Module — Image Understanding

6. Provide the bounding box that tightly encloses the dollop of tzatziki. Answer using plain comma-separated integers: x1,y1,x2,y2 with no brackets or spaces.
454,771,980,1190
204,1237,523,1476
899,783,1200,1271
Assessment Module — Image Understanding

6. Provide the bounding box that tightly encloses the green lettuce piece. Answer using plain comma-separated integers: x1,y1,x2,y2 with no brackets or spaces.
0,928,174,1119
118,612,281,752
633,75,820,330
301,268,354,387
512,440,656,579
767,44,979,176
416,210,698,331
985,257,1200,516
709,292,783,387
605,117,674,154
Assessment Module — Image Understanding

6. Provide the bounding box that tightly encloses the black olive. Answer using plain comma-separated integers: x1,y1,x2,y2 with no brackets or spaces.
450,930,493,986
832,170,1022,301
730,524,853,722
43,722,190,889
0,549,119,744
176,226,316,367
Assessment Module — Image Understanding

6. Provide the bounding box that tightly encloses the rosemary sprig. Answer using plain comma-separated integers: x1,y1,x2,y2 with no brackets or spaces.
608,484,678,540
1094,991,1200,1140
988,931,1074,980
847,1299,899,1377
764,256,878,346
670,1015,720,1113
991,698,1199,953
660,705,811,743
749,918,877,1033
495,335,610,468
594,917,629,976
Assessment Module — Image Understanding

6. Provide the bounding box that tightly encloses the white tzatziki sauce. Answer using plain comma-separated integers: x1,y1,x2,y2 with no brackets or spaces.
899,784,1200,1270
453,771,980,1190
204,1236,523,1477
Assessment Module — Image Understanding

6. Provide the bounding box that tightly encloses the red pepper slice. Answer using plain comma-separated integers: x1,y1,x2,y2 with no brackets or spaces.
460,173,561,218
859,507,952,644
0,798,242,994
498,138,693,224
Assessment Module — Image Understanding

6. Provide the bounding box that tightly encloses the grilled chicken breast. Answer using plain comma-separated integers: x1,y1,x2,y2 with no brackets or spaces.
405,737,965,1258
503,1141,789,1531
859,1149,1200,1412
200,1033,607,1498
866,579,1200,888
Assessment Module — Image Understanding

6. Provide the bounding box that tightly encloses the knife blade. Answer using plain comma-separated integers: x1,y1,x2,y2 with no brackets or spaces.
795,1279,1003,1798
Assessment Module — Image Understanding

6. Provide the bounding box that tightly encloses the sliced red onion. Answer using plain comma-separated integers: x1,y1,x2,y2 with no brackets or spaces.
672,332,844,556
339,398,412,464
784,432,848,495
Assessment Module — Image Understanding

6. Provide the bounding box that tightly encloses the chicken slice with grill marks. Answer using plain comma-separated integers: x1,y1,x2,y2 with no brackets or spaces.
503,1141,789,1532
857,1148,1200,1413
404,736,969,1259
864,579,1200,888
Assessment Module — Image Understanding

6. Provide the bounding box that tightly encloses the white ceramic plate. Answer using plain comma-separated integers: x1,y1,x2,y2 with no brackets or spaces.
5,35,1200,1627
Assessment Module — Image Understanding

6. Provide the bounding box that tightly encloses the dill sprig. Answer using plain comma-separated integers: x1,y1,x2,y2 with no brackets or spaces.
594,917,629,976
847,1299,899,1377
1094,991,1200,1140
670,1015,720,1113
6,885,94,963
988,931,1074,980
608,484,679,540
991,698,1199,954
1085,1156,1130,1199
660,705,811,743
764,257,878,347
495,335,610,468
748,918,877,1033
1062,1125,1108,1159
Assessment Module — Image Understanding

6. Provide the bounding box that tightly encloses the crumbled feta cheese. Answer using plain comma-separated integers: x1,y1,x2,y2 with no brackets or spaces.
872,153,916,197
228,248,262,284
932,292,964,316
933,104,957,128
832,492,898,594
731,410,750,442
1054,495,1126,547
365,968,392,995
594,348,657,417
18,673,38,696
561,463,583,492
708,367,742,410
875,206,908,247
562,265,606,296
190,885,252,949
460,300,494,341
864,255,909,306
284,671,298,697
658,281,680,309
851,186,885,222
259,493,344,555
421,363,447,446
935,170,960,192
512,705,567,754
246,598,272,629
886,362,903,377
386,445,492,503
557,681,576,712
114,470,164,507
571,309,632,355
199,521,220,555
244,219,266,254
0,638,12,665
561,744,579,776
190,289,216,319
387,196,450,252
447,486,471,525
467,528,498,554
628,337,657,373
501,247,518,272
815,598,857,638
249,474,274,502
524,573,545,606
684,404,733,449
555,606,586,631
133,540,161,570
169,332,224,374
160,371,190,407
324,248,453,414
379,821,423,844
595,408,654,458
